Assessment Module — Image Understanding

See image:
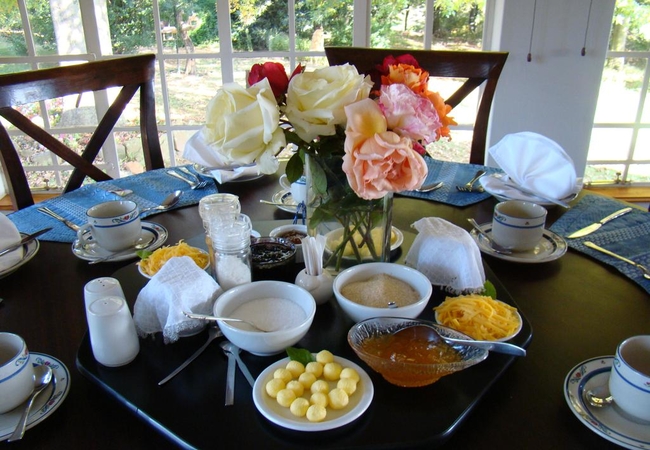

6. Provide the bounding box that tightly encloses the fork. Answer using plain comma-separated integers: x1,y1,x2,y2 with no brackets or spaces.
37,207,80,231
166,170,209,189
456,170,486,192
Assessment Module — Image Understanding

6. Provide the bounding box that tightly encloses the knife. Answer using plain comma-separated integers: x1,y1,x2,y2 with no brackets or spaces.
0,228,51,258
567,207,633,239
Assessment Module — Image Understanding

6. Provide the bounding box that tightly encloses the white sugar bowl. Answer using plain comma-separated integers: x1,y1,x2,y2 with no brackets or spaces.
295,269,334,305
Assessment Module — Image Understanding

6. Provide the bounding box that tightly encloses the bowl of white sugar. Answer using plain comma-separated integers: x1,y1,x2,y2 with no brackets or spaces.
333,263,432,323
213,281,316,356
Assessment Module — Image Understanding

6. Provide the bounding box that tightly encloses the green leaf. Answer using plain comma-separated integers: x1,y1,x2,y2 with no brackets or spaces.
286,153,305,182
136,250,152,260
483,280,497,299
286,347,314,365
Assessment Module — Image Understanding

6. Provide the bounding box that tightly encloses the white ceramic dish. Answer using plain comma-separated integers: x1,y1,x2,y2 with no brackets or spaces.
72,222,168,262
271,189,299,214
270,224,307,263
434,298,523,342
324,226,404,261
469,222,567,263
137,248,210,279
333,262,432,323
480,173,581,207
564,356,650,450
0,234,39,279
252,354,373,432
0,353,70,440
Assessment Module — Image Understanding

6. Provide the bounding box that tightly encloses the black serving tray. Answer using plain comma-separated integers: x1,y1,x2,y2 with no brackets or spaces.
76,222,532,449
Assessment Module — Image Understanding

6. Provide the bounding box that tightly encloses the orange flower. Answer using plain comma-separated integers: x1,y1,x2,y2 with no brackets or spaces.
381,64,428,95
425,90,457,140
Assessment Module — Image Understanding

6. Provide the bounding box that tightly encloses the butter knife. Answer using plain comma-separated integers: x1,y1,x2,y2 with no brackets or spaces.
567,207,633,239
0,228,51,258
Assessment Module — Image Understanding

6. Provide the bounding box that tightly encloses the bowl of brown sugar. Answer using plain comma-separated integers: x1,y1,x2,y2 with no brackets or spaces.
333,262,432,323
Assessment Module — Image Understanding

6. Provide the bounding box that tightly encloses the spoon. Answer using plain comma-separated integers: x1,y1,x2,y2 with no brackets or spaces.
584,382,613,408
183,312,273,332
140,190,182,215
220,341,256,387
7,365,53,442
88,235,156,264
416,181,444,193
584,241,650,280
393,323,527,356
467,218,513,255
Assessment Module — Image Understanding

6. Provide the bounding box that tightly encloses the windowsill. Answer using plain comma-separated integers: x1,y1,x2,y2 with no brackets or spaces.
0,193,60,212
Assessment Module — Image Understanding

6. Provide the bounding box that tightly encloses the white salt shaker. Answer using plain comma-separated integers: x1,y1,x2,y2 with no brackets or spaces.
83,277,126,309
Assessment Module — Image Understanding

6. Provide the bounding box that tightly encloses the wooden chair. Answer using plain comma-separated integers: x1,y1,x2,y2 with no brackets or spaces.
325,47,508,165
0,54,165,210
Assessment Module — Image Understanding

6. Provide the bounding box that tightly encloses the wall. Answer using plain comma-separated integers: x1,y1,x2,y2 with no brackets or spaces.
486,0,616,177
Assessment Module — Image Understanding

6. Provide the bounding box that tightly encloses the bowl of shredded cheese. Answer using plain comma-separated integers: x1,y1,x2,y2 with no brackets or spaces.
137,240,210,278
433,294,522,342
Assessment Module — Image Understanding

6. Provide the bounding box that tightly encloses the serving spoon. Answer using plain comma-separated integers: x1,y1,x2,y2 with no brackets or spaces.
392,323,526,356
183,312,273,332
7,365,53,442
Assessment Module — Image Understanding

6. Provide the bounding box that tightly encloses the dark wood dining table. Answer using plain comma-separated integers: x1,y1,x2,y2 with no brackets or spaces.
1,169,648,450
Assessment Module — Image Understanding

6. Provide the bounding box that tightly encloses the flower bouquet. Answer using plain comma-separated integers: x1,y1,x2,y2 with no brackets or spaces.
185,55,454,270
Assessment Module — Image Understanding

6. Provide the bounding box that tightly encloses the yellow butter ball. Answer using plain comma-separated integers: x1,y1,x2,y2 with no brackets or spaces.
328,388,349,410
273,368,293,384
305,361,323,378
306,404,327,422
340,367,360,383
310,392,329,408
323,362,343,381
337,378,357,395
286,380,304,397
316,350,334,364
310,379,329,395
265,378,285,398
276,388,297,407
298,372,317,389
285,360,305,378
289,397,310,417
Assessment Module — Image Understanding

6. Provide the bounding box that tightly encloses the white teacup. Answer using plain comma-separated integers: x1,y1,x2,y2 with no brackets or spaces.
609,335,650,423
0,333,35,414
279,174,307,206
491,200,547,251
77,200,141,252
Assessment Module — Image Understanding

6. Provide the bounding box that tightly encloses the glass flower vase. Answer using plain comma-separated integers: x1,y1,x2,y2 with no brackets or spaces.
304,153,393,273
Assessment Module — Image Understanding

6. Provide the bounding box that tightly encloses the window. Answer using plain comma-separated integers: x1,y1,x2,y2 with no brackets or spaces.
1,0,486,194
586,1,650,187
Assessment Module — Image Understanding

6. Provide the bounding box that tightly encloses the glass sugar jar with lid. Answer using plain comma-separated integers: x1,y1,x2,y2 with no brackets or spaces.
210,213,253,291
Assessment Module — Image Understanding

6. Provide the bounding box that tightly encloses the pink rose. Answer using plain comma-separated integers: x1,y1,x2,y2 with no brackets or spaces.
377,84,441,145
343,99,428,200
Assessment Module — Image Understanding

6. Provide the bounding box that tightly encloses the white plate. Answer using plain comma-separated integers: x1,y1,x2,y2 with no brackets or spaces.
137,248,210,279
71,222,168,262
480,173,580,206
193,163,263,183
564,356,650,450
324,226,404,260
435,298,523,342
252,355,374,432
469,222,567,263
0,353,70,440
0,234,39,279
271,189,300,214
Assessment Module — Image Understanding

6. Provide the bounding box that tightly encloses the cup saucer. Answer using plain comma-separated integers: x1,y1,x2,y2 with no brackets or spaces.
272,189,298,213
469,222,567,263
564,356,650,449
71,221,168,262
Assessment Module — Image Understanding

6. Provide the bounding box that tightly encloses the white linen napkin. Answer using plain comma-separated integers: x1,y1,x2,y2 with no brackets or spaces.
488,131,577,200
183,130,262,183
405,217,485,294
0,214,23,271
133,256,222,343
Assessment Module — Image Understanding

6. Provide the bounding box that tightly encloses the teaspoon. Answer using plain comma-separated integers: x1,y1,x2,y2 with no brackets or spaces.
183,312,273,332
584,382,613,408
7,365,53,442
416,181,444,193
467,218,513,255
140,190,182,215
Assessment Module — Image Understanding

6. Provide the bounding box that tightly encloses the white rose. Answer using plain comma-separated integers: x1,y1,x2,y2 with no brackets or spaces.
285,64,372,143
202,78,284,174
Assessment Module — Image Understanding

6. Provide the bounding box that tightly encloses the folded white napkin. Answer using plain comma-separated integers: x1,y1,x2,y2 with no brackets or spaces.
0,214,23,271
133,256,222,343
405,218,485,294
183,130,262,183
488,132,577,200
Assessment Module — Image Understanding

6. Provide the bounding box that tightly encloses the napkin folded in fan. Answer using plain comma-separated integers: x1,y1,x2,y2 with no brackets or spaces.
183,130,262,183
405,217,485,294
0,213,23,271
134,256,222,343
488,132,577,201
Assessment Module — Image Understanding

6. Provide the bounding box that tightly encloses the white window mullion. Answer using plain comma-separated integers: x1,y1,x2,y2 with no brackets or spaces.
217,0,234,83
353,0,370,47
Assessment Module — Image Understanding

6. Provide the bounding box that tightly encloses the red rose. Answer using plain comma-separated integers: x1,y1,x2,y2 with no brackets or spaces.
248,62,290,99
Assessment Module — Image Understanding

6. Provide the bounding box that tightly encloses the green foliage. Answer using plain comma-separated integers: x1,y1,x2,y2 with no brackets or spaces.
286,347,314,365
108,0,156,54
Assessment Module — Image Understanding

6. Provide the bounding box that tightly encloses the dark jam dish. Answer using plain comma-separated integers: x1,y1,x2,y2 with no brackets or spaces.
251,237,296,269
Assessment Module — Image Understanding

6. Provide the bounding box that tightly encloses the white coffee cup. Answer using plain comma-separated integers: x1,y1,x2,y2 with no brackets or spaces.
491,200,547,251
77,200,141,251
609,335,650,423
0,333,35,414
279,174,307,205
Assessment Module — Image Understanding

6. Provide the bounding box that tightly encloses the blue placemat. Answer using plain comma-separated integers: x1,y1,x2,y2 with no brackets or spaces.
398,158,503,207
549,194,650,294
7,166,218,243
